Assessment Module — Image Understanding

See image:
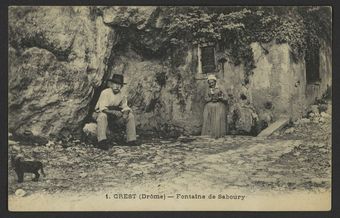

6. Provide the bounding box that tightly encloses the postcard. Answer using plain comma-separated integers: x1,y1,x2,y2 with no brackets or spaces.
8,5,332,211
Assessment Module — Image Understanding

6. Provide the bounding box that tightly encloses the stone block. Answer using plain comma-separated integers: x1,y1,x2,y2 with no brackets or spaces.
257,118,289,137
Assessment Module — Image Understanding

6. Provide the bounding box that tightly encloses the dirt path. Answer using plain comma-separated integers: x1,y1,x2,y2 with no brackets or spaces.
8,104,331,211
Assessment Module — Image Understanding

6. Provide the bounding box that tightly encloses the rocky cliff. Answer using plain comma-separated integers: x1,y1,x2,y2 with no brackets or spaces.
9,6,204,141
9,6,115,139
9,6,331,142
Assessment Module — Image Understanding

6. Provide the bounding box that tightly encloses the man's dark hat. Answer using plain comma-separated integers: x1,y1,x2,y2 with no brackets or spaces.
108,74,127,85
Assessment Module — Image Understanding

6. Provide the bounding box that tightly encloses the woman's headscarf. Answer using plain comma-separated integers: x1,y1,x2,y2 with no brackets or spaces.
207,74,217,81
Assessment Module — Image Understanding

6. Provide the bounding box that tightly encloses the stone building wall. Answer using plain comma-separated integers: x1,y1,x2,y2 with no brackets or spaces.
193,40,331,134
305,40,332,105
250,42,307,122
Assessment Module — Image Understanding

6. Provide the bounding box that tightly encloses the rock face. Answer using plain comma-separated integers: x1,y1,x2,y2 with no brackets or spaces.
9,6,204,140
102,6,156,29
9,6,332,140
9,6,114,138
105,44,204,137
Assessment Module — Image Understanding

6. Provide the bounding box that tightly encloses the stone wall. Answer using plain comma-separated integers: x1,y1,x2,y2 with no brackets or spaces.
193,42,309,134
194,41,331,134
250,42,307,122
305,40,332,105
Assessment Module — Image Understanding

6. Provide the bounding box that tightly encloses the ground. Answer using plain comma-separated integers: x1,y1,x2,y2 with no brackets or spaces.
8,101,331,210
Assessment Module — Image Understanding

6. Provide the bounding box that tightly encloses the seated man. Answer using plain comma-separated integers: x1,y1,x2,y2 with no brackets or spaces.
93,74,137,150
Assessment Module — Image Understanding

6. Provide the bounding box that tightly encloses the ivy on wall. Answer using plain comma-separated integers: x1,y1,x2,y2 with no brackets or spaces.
159,6,331,79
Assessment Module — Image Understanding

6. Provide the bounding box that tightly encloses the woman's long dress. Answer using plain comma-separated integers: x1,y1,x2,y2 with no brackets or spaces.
201,87,227,138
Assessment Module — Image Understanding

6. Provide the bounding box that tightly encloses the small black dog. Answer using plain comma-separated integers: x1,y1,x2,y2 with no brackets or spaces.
11,155,45,183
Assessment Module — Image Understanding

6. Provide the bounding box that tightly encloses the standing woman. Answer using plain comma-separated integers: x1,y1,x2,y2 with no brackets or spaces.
201,74,227,138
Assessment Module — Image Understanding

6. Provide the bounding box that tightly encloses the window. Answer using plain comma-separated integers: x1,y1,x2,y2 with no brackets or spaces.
305,47,320,84
201,46,216,73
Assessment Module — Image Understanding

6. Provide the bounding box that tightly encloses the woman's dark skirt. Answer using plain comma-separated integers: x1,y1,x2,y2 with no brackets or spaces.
201,102,226,138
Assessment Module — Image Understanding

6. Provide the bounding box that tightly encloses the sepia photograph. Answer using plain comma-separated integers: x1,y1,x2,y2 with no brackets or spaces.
7,5,332,211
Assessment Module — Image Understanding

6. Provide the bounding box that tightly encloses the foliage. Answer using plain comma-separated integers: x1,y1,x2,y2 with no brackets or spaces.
164,7,250,45
160,6,331,77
